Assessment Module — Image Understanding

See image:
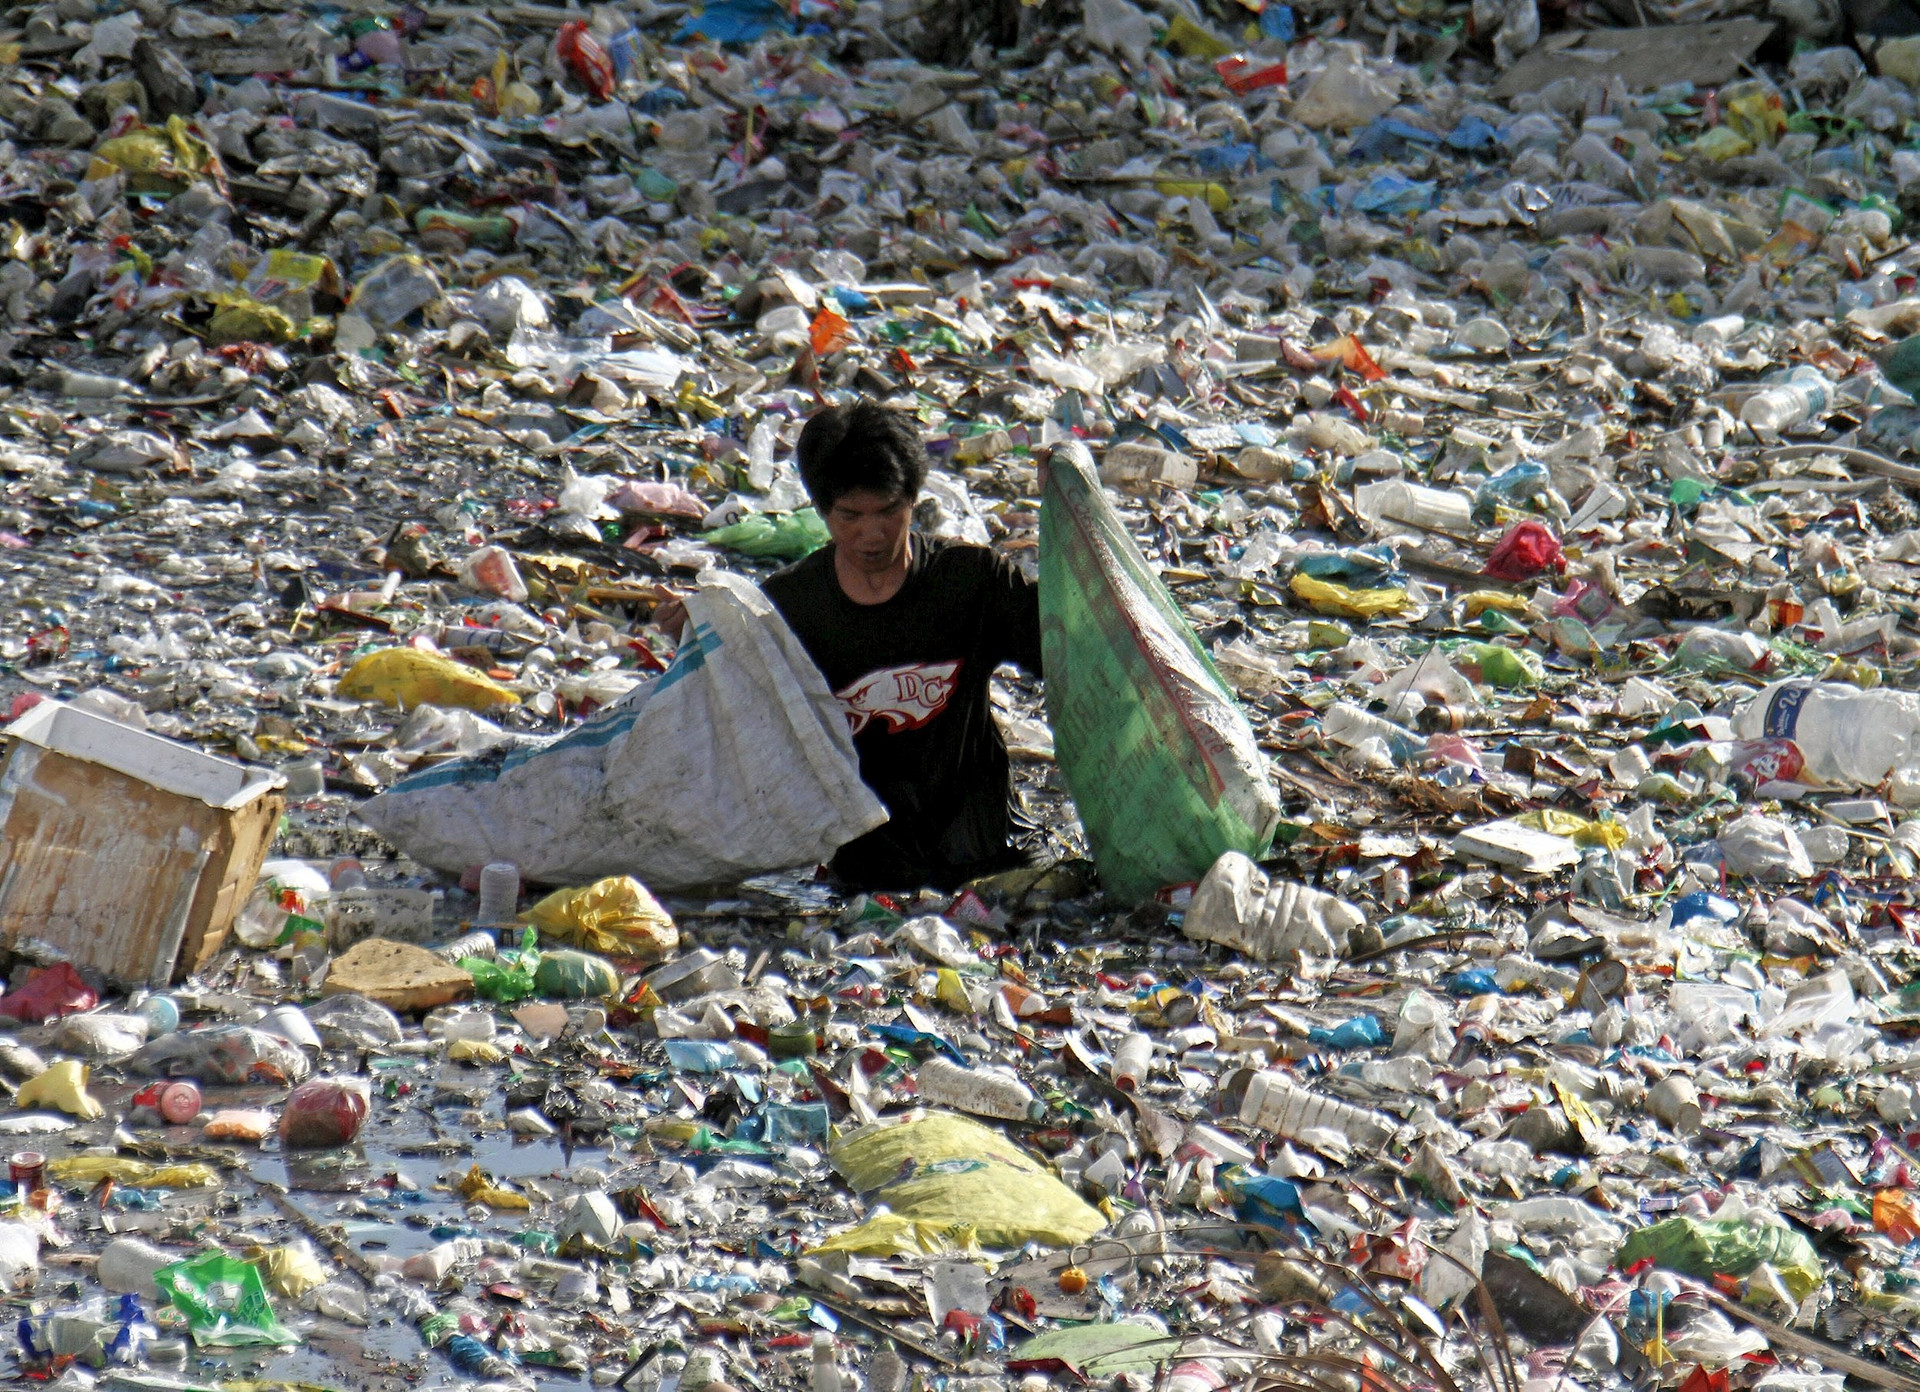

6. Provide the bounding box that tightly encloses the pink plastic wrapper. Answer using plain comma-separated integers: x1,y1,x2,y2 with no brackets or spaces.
278,1077,371,1149
604,480,707,519
1482,520,1565,581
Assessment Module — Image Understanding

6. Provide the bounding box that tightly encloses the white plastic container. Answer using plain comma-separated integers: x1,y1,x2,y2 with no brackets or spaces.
476,861,521,925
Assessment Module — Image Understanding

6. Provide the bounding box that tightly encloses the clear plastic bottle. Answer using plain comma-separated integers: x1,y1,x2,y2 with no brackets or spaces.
1184,852,1365,962
1110,1033,1153,1091
1238,1069,1398,1150
913,1056,1043,1122
1320,702,1424,764
1732,679,1920,786
1739,365,1832,432
1353,479,1473,533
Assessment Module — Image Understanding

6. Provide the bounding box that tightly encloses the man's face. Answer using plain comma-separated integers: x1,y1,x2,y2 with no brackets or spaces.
825,487,913,574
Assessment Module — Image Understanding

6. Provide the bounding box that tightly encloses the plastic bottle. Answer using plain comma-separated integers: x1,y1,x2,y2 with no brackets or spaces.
1353,479,1473,533
98,1237,175,1299
1740,365,1832,432
476,862,521,925
1732,680,1920,787
1111,1033,1153,1091
1238,1069,1398,1151
913,1056,1043,1122
1165,1360,1227,1392
809,1333,843,1392
868,1342,906,1392
1185,852,1366,962
437,930,499,962
1320,702,1424,764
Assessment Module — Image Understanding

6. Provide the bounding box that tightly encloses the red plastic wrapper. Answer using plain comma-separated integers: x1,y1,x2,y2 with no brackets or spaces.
0,963,97,1024
556,21,615,101
1482,520,1565,581
1725,738,1807,786
1214,54,1288,95
279,1077,371,1149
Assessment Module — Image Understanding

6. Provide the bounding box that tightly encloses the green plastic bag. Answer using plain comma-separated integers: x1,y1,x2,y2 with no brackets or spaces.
533,948,621,999
462,927,539,1002
1616,1215,1824,1300
154,1251,300,1347
705,508,829,560
1039,442,1279,900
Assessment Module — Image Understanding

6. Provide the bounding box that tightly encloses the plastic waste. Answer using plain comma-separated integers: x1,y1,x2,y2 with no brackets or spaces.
913,1057,1043,1121
1185,852,1364,961
278,1076,371,1148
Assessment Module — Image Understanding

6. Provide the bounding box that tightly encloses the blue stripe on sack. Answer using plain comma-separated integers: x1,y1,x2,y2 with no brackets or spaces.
380,622,721,794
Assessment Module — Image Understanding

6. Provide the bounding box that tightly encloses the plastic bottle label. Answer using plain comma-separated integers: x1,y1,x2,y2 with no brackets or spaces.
1761,682,1810,739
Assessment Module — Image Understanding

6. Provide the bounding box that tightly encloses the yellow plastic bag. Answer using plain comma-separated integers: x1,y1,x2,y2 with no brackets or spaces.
48,1156,219,1187
206,293,300,346
1460,590,1536,620
826,1112,1106,1251
338,648,519,711
447,1038,505,1064
454,1165,531,1210
523,876,679,963
1516,810,1628,850
17,1060,102,1120
1160,11,1233,58
246,1240,329,1298
88,115,220,193
1290,573,1412,620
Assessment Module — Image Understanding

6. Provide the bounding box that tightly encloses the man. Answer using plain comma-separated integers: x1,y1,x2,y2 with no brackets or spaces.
758,399,1043,890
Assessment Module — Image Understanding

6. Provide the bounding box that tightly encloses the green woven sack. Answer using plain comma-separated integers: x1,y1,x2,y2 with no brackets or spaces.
1039,442,1278,900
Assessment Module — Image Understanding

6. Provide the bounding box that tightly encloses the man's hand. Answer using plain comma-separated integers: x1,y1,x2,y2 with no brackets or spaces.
653,594,690,643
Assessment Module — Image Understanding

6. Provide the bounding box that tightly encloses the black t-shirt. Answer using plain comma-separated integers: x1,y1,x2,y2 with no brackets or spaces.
761,535,1042,890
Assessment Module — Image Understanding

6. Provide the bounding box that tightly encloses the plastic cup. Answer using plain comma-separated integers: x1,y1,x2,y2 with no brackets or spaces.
476,861,520,925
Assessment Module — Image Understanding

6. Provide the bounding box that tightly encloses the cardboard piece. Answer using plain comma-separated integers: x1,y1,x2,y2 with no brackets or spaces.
325,938,472,1011
0,701,283,986
1490,19,1774,99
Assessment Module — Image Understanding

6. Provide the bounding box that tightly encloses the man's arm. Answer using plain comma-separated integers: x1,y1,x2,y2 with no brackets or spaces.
990,548,1043,678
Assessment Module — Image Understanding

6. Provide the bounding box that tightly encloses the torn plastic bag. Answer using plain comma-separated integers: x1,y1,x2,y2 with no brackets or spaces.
357,571,887,888
153,1251,300,1347
523,876,679,962
1039,442,1279,899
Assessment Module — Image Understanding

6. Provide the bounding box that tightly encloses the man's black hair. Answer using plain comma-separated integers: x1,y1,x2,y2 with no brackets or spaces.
794,399,928,513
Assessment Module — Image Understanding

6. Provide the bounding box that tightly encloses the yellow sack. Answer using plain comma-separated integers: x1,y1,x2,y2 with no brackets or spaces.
338,648,519,712
812,1213,982,1257
524,876,679,963
826,1112,1105,1251
1291,573,1411,620
48,1156,219,1187
18,1060,102,1120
